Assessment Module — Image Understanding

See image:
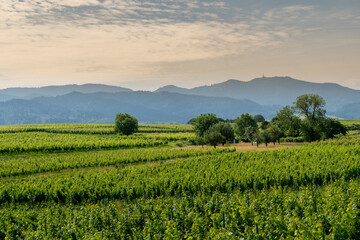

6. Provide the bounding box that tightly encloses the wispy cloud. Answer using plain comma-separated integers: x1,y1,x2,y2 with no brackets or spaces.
0,0,359,89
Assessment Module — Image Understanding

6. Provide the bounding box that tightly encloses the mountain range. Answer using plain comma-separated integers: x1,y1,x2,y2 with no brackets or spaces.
0,83,131,101
0,77,359,124
156,77,360,112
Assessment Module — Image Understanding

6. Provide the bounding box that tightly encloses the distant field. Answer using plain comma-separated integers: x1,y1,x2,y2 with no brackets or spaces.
338,119,360,126
0,123,194,134
1,124,360,238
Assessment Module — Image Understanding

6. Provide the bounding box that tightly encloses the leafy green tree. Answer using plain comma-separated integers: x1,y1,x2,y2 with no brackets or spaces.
300,119,322,142
193,136,206,147
114,113,138,135
294,94,347,141
209,122,234,145
254,131,263,147
267,124,284,144
254,114,265,123
273,105,301,137
244,126,258,146
191,113,220,137
203,128,225,148
261,129,272,147
234,113,258,141
295,94,326,121
319,118,347,139
260,120,270,130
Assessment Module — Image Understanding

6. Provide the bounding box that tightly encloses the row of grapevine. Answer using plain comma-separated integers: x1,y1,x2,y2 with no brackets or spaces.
0,148,233,177
0,132,196,154
1,136,359,205
1,178,359,239
0,123,194,134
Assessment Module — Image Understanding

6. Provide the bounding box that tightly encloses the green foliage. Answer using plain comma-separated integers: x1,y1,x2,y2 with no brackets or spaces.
295,94,326,121
0,123,359,238
272,95,347,142
260,129,272,146
244,126,258,144
273,105,301,137
0,132,169,153
0,123,194,134
260,120,270,130
301,118,347,142
0,148,224,178
319,118,347,139
203,128,225,148
280,136,305,142
254,114,265,123
191,113,220,137
234,113,258,141
267,124,283,144
114,113,138,135
208,122,234,145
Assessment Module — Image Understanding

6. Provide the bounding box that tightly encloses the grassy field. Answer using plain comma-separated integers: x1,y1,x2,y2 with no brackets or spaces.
339,119,360,126
0,124,360,239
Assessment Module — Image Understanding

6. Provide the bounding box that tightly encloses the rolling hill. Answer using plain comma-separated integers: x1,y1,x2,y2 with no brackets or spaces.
0,91,279,124
0,83,132,100
156,76,360,112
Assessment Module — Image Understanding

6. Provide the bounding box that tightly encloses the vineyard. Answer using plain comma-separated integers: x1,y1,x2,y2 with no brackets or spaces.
0,124,360,239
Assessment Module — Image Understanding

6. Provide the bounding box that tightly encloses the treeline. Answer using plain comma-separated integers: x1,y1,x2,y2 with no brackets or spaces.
190,94,347,147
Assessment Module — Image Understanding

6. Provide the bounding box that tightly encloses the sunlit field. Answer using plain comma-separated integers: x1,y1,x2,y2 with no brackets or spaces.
0,124,360,238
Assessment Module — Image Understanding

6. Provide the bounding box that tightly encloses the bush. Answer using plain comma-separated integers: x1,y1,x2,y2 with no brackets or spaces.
114,113,138,135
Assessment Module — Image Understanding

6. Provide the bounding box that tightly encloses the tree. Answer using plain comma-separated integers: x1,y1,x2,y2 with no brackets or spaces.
209,122,234,145
260,120,270,130
191,113,220,137
234,113,258,141
253,131,263,147
319,118,347,139
295,94,326,121
114,113,138,135
267,124,283,144
254,114,265,123
273,105,301,137
244,126,258,146
300,119,322,142
203,128,225,148
261,129,272,147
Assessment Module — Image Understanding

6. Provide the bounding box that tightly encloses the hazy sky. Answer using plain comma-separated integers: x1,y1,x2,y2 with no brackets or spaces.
0,0,359,90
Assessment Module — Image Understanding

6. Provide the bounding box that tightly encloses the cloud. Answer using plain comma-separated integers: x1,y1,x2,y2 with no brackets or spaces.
263,5,314,22
0,0,359,89
0,0,291,76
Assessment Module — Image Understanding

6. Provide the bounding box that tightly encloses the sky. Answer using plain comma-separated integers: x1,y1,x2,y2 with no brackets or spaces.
0,0,359,91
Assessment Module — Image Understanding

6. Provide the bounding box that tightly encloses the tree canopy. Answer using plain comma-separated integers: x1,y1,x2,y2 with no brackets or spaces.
203,128,225,148
114,113,138,135
295,94,326,121
234,113,258,141
254,114,265,123
208,122,234,146
273,105,301,137
191,113,220,137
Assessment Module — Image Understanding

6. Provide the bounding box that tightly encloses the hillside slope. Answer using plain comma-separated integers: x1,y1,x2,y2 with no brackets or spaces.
156,77,360,111
0,91,279,124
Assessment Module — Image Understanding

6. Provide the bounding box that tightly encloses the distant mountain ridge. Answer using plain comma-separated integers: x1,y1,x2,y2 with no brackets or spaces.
0,91,279,124
0,76,360,124
156,76,360,112
0,83,132,100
